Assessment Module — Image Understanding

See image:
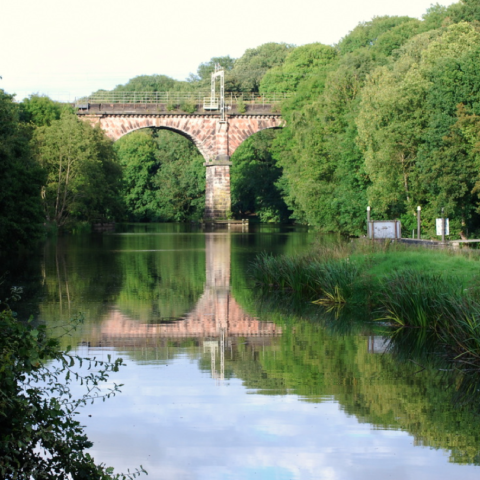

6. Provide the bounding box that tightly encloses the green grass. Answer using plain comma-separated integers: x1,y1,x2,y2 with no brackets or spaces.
355,250,480,286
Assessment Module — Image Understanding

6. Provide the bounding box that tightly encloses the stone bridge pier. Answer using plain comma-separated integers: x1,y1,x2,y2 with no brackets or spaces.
80,112,283,219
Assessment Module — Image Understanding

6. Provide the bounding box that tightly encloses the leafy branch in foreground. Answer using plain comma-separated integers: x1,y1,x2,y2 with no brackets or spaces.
0,292,147,479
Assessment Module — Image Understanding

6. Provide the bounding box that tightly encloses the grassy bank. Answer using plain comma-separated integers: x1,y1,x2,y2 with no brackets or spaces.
250,241,480,369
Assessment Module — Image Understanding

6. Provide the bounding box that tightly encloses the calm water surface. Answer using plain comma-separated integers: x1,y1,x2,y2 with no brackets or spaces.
32,224,480,480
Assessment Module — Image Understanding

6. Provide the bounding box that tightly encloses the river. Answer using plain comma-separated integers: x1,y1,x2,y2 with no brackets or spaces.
23,224,480,479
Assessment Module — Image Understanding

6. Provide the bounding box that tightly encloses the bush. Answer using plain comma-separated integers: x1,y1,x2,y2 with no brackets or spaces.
237,98,246,114
179,100,197,114
0,291,146,480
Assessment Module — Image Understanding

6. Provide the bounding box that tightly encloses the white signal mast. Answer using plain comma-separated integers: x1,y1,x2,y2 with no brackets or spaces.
210,64,225,122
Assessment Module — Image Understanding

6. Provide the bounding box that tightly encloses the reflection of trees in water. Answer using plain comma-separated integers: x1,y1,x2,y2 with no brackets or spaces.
114,232,206,321
32,229,480,466
223,315,480,467
38,232,206,346
38,236,124,345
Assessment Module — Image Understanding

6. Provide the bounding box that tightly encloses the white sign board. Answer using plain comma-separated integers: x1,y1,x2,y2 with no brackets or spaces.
436,218,449,236
368,221,401,239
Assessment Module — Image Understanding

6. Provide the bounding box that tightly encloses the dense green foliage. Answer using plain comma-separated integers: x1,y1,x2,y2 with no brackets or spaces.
268,2,480,237
0,294,145,479
1,93,124,255
0,91,45,254
230,130,290,222
19,94,66,127
225,43,293,92
94,74,189,95
357,22,480,235
33,112,123,226
187,55,235,85
115,129,205,221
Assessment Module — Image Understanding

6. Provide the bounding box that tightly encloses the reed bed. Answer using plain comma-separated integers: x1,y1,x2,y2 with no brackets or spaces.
378,272,464,328
249,242,480,370
250,252,360,302
249,252,319,296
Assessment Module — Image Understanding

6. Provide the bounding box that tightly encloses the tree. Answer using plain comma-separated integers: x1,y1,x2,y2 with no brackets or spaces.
187,56,236,84
105,74,187,93
0,90,45,255
115,130,159,221
337,15,419,55
33,112,123,227
153,130,205,221
19,94,66,127
357,22,480,235
260,43,338,93
0,291,145,479
115,129,205,222
448,0,480,24
231,130,290,222
270,46,376,233
227,43,294,92
422,4,450,30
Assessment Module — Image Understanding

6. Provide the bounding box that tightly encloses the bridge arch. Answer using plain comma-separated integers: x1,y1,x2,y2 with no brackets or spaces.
80,112,284,218
85,114,283,161
91,114,218,161
119,124,211,162
226,117,284,160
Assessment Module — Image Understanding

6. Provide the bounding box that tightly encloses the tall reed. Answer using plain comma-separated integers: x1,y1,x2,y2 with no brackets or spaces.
435,295,480,368
379,271,480,369
377,271,464,328
249,252,318,296
310,259,360,303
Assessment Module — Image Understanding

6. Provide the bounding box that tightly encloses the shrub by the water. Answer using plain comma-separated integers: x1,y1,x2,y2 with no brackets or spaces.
0,292,146,479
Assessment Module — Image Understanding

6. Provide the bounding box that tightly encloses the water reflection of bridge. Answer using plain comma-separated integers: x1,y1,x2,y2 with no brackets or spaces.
96,233,281,349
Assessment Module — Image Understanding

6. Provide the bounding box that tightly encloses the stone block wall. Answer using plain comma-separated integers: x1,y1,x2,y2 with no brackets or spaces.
205,164,231,219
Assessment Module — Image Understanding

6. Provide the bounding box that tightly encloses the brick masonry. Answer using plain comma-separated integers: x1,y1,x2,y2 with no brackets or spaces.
205,164,231,219
97,232,282,340
81,113,284,218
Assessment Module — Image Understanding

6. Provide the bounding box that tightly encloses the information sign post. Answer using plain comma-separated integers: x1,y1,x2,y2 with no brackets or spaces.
436,210,449,243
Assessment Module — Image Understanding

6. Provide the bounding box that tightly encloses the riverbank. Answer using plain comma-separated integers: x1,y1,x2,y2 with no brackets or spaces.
249,240,480,370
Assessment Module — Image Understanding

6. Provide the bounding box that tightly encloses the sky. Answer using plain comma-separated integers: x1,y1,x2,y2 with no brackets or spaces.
1,0,459,102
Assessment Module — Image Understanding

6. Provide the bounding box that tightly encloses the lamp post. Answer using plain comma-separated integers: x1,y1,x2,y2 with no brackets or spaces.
417,206,421,240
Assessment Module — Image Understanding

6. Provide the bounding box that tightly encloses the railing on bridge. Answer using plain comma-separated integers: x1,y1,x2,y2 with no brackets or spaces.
74,91,292,109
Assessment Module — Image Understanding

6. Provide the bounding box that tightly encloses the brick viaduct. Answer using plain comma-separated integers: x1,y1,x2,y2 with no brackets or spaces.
80,111,283,219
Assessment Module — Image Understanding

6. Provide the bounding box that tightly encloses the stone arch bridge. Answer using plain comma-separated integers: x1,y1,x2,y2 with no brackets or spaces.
77,96,284,219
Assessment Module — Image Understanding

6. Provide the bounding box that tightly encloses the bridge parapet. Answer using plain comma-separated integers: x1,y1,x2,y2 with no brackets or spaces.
75,91,290,116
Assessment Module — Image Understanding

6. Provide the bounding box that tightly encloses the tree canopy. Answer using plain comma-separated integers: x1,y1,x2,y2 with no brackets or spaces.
33,112,123,226
0,90,44,255
115,129,205,222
